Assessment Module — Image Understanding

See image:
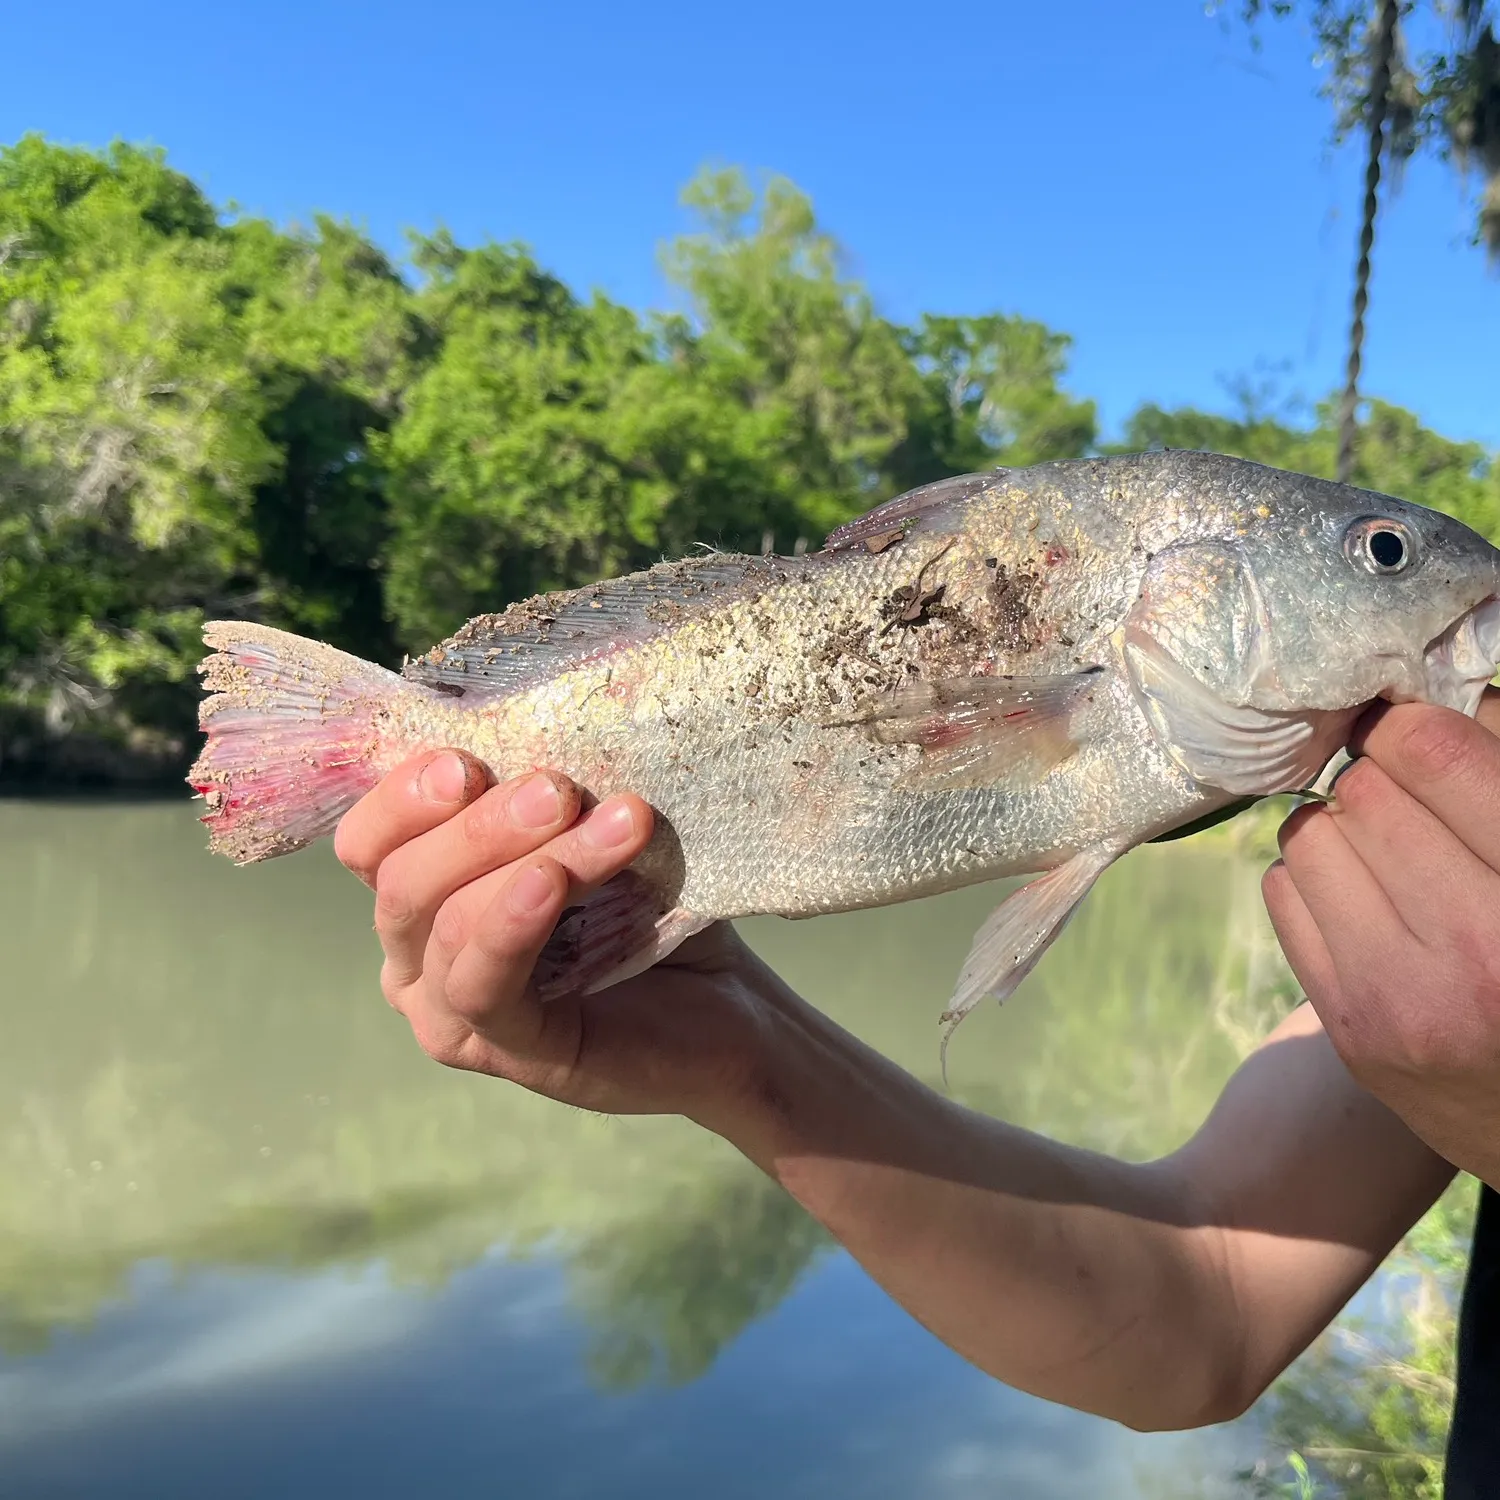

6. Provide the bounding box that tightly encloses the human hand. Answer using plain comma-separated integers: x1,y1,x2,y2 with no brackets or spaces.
333,750,791,1125
1263,688,1500,1186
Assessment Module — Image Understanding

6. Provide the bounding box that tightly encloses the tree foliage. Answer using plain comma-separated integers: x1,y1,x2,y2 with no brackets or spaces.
0,138,1099,778
0,135,1495,782
1228,0,1500,252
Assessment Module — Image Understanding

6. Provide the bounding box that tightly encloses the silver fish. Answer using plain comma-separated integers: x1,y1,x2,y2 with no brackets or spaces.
190,451,1500,1039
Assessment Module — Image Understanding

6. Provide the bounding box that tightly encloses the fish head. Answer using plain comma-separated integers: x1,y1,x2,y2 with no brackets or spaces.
1121,458,1500,796
1131,464,1500,719
1228,476,1500,718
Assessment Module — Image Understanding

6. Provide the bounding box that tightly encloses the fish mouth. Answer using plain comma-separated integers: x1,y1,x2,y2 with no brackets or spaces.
1407,595,1500,717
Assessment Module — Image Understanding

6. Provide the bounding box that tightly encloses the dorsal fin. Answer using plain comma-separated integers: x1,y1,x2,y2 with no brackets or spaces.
821,471,1004,555
402,553,813,699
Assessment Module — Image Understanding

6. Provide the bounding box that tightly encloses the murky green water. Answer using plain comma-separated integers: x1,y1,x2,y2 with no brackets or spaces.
0,799,1309,1497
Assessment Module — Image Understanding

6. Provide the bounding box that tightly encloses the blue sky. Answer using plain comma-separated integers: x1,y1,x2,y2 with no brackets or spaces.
4,0,1496,447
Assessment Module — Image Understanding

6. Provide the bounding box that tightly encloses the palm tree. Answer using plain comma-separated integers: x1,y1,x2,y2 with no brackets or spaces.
1337,0,1401,483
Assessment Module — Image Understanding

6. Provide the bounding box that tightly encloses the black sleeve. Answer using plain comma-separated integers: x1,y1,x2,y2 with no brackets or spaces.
1446,1185,1500,1499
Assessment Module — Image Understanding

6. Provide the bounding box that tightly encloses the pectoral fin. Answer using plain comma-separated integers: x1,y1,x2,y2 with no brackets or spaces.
1123,631,1348,796
853,668,1105,792
941,844,1120,1074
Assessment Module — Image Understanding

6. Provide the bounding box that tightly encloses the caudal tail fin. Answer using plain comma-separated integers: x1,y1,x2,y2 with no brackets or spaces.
189,621,405,864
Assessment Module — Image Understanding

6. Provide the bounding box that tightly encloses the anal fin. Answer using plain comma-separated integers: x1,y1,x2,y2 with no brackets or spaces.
532,872,708,1001
941,844,1120,1074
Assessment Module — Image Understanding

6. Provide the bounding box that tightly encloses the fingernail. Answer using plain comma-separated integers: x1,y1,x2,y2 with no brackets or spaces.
510,773,562,829
581,797,635,850
419,753,469,804
509,864,556,915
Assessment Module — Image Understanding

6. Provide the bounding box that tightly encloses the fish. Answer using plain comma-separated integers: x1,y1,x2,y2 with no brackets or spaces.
189,450,1500,1046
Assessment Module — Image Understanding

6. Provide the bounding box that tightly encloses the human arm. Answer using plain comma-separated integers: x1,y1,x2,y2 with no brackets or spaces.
333,753,1452,1432
710,993,1448,1429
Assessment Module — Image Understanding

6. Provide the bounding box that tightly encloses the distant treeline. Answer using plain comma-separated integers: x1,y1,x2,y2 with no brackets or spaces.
2,136,1498,782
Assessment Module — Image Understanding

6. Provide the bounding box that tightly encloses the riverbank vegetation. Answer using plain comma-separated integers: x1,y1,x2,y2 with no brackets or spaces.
4,135,1500,783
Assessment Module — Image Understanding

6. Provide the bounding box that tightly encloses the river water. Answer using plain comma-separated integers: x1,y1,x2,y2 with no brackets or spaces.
0,798,1383,1497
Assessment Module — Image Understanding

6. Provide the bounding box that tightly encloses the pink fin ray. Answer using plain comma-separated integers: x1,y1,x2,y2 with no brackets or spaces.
940,844,1120,1079
190,621,403,864
532,873,708,1001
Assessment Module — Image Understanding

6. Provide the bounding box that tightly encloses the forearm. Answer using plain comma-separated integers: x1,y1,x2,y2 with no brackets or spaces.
693,969,1242,1430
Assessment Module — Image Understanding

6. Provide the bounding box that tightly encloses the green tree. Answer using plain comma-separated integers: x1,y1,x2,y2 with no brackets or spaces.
19,134,1491,787
229,214,420,658
0,137,272,774
0,136,416,776
897,312,1097,484
658,168,921,539
376,233,653,646
377,166,1096,648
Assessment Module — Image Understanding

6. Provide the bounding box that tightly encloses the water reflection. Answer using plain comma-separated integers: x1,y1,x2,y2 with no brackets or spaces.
0,1255,1249,1500
0,798,1341,1495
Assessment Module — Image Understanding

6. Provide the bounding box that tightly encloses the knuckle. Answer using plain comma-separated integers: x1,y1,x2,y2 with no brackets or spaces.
429,896,470,957
1394,711,1472,783
332,818,371,880
445,980,499,1029
1275,802,1322,857
378,960,407,1011
1260,860,1290,913
409,1016,462,1066
1329,757,1387,813
459,788,511,851
372,859,416,933
1451,925,1500,993
443,987,485,1026
1392,1006,1455,1075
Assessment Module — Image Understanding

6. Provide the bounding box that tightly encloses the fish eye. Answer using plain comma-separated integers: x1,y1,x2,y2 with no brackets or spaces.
1345,517,1416,576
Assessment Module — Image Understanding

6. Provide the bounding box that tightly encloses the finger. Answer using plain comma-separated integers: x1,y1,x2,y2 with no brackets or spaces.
1261,857,1338,1005
406,797,655,1079
334,750,490,887
375,771,581,986
1324,754,1500,940
1276,802,1413,981
1350,702,1500,871
421,793,657,986
520,791,655,887
397,858,573,1073
440,857,577,1064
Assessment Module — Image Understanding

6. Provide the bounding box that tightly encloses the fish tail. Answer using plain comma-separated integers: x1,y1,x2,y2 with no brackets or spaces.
189,621,405,864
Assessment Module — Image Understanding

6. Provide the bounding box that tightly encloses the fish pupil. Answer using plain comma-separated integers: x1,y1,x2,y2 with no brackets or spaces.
1369,529,1406,570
